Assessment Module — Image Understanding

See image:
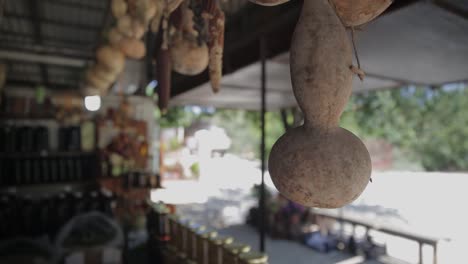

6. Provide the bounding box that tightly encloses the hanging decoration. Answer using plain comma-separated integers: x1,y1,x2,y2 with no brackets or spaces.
248,0,392,208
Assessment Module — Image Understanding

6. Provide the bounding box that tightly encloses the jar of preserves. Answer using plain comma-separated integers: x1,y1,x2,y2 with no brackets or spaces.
208,236,234,264
196,230,217,264
238,252,268,264
222,243,251,264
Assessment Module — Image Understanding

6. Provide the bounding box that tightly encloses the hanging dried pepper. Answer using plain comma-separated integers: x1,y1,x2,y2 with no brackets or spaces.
204,0,225,93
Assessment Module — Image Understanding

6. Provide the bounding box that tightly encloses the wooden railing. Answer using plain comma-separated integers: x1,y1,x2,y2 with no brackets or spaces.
313,210,450,264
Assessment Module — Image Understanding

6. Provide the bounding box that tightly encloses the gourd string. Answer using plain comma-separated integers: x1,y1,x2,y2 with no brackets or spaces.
351,27,361,69
350,27,365,81
327,0,365,81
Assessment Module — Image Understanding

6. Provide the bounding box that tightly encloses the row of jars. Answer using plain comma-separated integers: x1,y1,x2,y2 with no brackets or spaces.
149,203,268,264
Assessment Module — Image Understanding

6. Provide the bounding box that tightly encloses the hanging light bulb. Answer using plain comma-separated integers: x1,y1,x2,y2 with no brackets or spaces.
84,95,101,111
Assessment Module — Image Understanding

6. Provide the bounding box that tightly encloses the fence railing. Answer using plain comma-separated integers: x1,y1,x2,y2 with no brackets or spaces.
313,210,449,264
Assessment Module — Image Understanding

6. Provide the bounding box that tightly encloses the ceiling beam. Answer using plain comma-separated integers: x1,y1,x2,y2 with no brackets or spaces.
45,0,106,11
0,40,93,59
0,50,88,67
0,31,94,46
4,12,101,32
5,80,76,90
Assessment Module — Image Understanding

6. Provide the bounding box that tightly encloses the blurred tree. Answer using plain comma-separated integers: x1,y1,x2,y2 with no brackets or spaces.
341,83,468,171
159,83,468,171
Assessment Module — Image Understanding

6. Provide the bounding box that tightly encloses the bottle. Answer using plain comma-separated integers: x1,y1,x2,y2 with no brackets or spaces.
50,157,58,183
66,157,75,181
41,157,50,183
32,158,41,184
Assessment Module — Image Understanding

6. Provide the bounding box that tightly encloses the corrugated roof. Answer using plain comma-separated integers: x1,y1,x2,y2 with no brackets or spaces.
0,0,108,90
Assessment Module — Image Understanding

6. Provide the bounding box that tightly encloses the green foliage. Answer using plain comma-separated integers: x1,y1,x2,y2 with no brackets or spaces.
341,84,468,171
160,83,468,171
190,162,200,177
211,110,285,160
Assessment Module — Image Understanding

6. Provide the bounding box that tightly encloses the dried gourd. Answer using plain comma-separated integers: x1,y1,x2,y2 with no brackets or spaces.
117,15,134,37
119,38,147,59
112,0,128,18
331,0,392,27
170,34,209,75
248,0,391,208
96,46,126,74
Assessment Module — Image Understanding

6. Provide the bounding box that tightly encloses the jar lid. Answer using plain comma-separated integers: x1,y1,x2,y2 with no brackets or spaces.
211,236,234,245
200,230,218,239
168,214,181,221
165,245,178,253
239,252,268,264
189,223,206,232
224,243,251,254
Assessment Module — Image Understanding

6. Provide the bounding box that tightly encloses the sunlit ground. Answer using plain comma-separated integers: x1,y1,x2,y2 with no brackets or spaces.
152,154,468,264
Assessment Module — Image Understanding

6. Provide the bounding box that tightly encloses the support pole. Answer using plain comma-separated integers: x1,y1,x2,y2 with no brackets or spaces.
259,36,267,253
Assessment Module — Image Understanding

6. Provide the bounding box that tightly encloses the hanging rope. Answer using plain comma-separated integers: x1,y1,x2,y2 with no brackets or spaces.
349,27,365,81
327,0,366,81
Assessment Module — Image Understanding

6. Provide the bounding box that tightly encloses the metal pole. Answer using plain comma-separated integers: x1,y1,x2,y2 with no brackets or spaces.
259,36,267,253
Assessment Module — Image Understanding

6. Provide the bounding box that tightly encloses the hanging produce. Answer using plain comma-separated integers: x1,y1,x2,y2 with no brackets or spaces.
83,0,169,96
331,0,393,27
170,33,209,75
119,37,147,59
248,0,289,6
112,0,128,18
248,0,391,208
204,0,225,93
169,1,209,75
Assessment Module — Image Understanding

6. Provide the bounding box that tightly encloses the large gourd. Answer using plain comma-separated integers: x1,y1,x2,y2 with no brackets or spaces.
249,0,391,208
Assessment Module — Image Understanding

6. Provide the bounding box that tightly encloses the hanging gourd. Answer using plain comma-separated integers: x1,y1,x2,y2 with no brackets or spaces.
248,0,391,208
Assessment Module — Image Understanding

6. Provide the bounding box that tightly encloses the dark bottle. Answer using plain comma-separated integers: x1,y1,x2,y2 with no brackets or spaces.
41,157,50,183
23,158,32,185
0,126,5,152
32,158,41,184
75,157,83,181
58,127,68,152
66,158,75,181
0,196,8,237
14,159,22,185
53,193,68,238
50,157,58,183
72,192,86,216
0,158,4,187
21,126,34,152
34,126,49,152
88,191,100,212
16,126,26,152
58,157,67,182
69,126,81,151
4,126,17,152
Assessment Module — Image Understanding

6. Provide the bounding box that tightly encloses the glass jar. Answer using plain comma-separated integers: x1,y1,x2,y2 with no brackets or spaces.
188,223,206,260
168,215,181,250
238,252,268,264
196,230,217,264
222,243,251,264
208,236,234,264
162,244,179,264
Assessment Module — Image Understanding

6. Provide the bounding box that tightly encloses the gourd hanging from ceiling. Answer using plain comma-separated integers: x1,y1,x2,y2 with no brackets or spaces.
249,0,392,208
82,0,226,113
